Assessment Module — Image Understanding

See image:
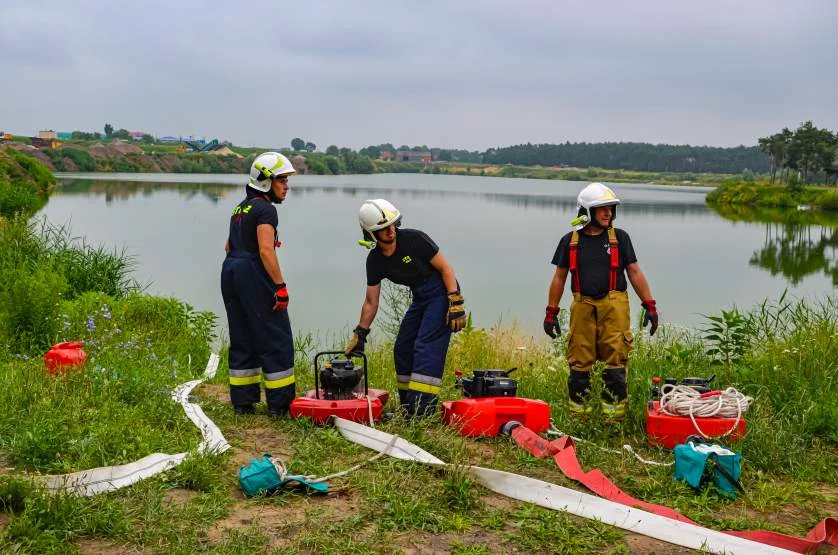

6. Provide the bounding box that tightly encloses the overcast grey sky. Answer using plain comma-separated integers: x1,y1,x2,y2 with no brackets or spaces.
2,0,836,150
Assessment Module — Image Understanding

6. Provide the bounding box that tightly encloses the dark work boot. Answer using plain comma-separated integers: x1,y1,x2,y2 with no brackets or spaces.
567,371,593,415
601,367,628,421
233,404,255,415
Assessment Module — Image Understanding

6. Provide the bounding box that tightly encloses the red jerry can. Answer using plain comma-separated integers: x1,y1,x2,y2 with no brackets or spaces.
44,341,87,375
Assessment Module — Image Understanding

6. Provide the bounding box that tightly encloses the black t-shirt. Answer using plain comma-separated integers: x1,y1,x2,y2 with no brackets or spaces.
227,190,278,254
366,228,440,287
552,228,637,298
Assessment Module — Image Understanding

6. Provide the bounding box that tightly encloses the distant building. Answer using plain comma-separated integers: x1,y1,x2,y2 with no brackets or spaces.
31,137,61,148
159,135,180,143
379,151,393,161
38,130,57,140
129,131,147,141
396,150,432,163
56,131,73,140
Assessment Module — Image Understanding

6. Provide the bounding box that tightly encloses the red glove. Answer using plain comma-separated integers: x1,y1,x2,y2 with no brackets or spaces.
543,306,560,338
273,283,289,311
642,299,658,336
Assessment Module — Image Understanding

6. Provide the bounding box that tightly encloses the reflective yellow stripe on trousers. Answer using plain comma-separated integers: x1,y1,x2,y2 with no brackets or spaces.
408,373,441,395
264,369,295,389
229,368,261,386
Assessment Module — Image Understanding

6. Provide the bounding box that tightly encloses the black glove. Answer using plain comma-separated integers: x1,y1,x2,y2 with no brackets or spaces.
642,299,659,336
344,326,370,356
543,306,560,338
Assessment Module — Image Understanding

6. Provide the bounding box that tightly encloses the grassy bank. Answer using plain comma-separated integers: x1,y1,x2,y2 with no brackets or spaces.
1,153,835,553
1,291,836,552
707,180,838,211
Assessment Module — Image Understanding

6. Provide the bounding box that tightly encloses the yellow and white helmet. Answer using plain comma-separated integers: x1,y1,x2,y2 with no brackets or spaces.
248,152,296,192
358,199,402,248
573,183,620,230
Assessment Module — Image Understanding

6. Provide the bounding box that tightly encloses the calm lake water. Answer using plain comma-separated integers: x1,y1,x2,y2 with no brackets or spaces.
41,173,837,341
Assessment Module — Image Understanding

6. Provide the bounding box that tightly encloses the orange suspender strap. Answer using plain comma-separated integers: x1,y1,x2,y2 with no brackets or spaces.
569,231,581,293
608,227,619,291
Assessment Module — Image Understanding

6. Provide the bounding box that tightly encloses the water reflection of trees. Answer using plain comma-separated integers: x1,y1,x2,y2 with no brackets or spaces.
57,179,233,204
57,179,709,217
709,203,838,285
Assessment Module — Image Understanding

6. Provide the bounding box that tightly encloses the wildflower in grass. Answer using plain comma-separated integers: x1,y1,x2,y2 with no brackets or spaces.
87,316,95,331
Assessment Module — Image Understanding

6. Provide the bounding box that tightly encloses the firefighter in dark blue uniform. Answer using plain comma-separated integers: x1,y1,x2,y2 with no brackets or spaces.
221,152,296,416
344,199,466,417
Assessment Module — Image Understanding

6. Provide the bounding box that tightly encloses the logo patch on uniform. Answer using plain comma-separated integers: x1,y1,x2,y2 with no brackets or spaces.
604,243,611,255
402,255,412,264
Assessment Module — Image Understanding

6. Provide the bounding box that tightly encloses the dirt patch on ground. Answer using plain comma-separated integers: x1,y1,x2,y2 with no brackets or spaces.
482,493,519,511
87,144,110,159
161,487,199,509
7,143,55,170
196,383,229,403
624,534,694,554
62,157,78,172
398,530,517,554
76,539,143,554
107,141,143,156
207,490,359,548
226,426,295,470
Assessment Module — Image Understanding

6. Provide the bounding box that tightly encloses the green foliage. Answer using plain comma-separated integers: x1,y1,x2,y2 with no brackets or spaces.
702,308,750,366
104,123,113,138
70,130,102,141
112,128,131,140
42,147,97,171
325,144,339,155
290,137,305,151
0,148,54,217
0,218,144,353
707,180,838,211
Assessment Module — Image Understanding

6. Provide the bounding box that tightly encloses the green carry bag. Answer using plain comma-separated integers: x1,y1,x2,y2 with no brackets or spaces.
238,454,329,497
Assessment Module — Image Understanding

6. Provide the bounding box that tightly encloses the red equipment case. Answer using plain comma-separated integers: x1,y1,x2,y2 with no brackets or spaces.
442,397,551,437
646,400,747,448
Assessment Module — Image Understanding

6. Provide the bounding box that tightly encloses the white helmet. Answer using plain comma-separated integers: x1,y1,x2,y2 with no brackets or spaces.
358,199,402,248
572,182,620,230
248,151,296,192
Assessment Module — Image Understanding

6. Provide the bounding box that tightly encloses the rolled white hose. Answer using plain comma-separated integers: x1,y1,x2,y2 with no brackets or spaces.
659,385,753,438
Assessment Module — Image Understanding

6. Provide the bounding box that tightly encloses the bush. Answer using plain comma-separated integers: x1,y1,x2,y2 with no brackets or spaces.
0,258,67,353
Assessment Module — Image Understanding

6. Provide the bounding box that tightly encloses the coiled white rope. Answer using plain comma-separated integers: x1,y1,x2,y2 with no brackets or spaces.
659,385,753,439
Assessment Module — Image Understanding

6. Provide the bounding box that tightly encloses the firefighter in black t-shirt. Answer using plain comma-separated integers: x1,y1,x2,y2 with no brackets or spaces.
221,152,296,416
344,199,466,417
544,183,659,420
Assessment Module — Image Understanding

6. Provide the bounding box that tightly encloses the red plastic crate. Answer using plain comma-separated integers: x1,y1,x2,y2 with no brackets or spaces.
646,401,747,448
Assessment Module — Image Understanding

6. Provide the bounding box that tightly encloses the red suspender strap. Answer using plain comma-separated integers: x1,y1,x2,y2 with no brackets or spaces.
607,227,619,291
569,231,581,293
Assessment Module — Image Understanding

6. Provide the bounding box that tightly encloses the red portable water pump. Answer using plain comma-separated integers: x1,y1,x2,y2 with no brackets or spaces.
646,375,747,448
289,351,389,425
441,368,551,437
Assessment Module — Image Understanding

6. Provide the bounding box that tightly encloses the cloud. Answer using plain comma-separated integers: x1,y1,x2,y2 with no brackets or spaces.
1,0,836,149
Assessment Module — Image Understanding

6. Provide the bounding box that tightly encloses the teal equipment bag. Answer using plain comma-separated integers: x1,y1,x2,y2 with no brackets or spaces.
238,454,329,497
674,440,743,498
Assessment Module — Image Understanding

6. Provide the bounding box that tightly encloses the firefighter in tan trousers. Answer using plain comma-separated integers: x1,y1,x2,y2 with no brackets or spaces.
543,183,659,419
